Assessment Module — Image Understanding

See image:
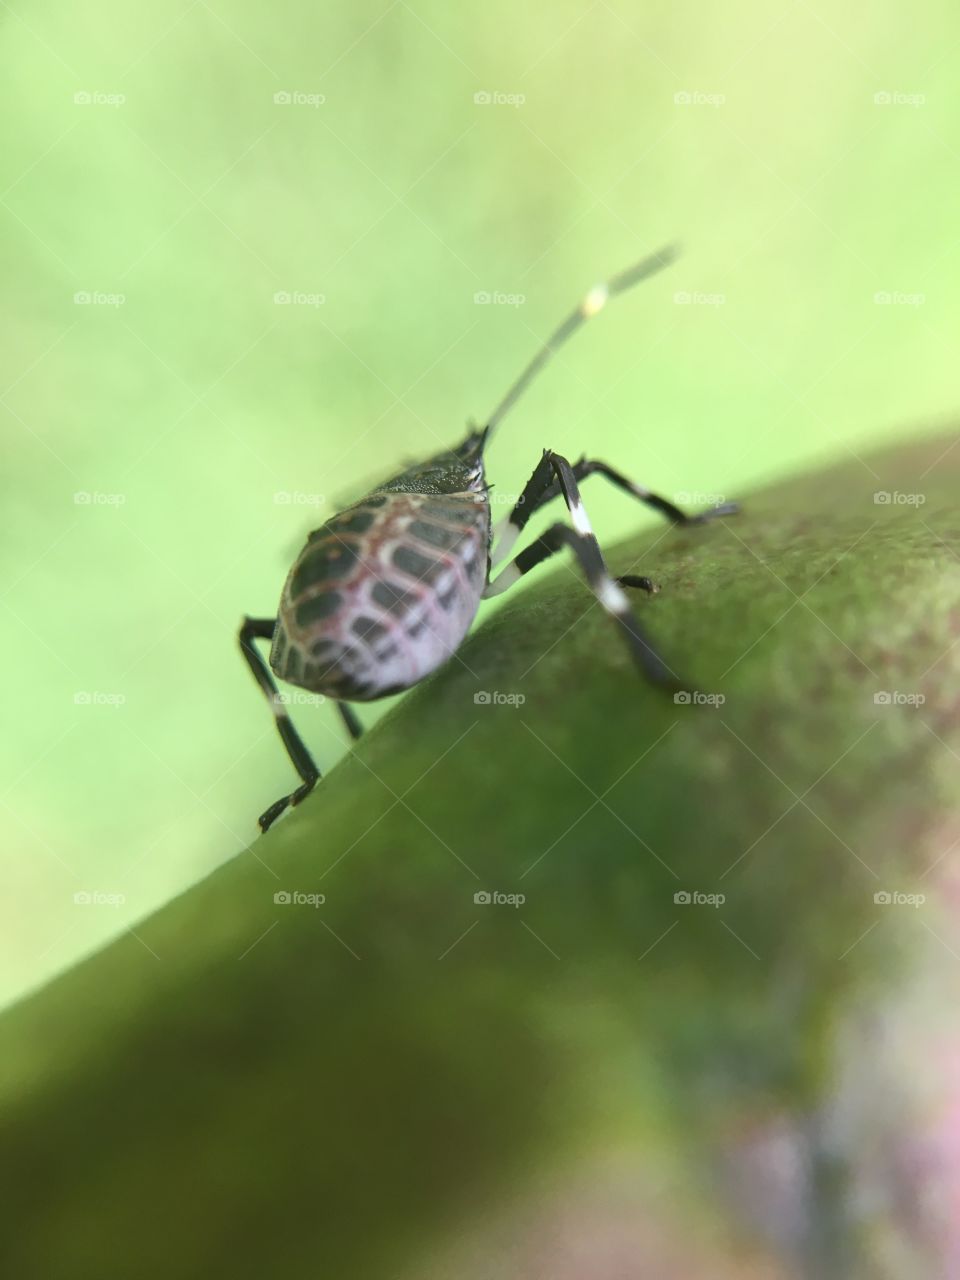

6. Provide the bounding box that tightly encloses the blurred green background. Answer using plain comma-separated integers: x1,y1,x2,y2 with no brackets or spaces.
1,0,957,1010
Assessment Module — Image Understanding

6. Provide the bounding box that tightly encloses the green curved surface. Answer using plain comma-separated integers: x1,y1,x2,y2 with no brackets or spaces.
1,431,958,1278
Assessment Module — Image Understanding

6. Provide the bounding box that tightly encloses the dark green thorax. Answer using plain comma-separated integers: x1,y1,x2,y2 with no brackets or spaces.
373,428,489,498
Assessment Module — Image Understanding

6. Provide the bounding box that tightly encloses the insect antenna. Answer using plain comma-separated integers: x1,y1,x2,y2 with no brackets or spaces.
482,243,680,439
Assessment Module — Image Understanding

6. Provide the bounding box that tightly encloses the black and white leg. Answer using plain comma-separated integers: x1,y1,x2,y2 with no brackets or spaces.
238,616,363,832
483,453,681,688
491,451,737,568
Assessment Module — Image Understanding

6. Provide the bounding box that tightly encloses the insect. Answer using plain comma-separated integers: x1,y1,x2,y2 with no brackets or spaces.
240,245,737,831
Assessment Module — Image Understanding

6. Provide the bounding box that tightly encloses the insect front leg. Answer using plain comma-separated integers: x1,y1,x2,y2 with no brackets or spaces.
568,458,738,525
238,617,363,832
490,452,736,568
483,453,681,688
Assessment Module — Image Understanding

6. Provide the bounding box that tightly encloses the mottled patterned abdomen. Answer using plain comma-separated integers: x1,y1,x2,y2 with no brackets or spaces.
270,490,490,700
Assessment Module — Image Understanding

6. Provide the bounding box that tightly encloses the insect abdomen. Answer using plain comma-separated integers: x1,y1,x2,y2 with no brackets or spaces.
270,492,490,700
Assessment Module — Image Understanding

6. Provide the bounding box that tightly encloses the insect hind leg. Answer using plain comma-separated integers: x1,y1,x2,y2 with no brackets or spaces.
484,453,681,688
238,618,364,831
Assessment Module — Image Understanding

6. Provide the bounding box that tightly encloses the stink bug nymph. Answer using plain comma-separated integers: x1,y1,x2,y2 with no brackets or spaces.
240,246,737,831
